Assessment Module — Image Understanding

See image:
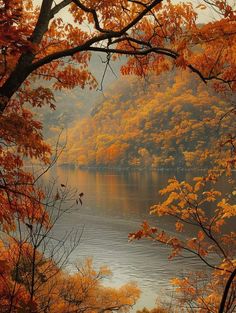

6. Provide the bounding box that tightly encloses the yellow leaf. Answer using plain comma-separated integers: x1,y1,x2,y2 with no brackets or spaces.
196,4,207,9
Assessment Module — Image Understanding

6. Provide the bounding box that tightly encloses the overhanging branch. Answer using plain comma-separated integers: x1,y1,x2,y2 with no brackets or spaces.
72,0,109,33
50,0,72,19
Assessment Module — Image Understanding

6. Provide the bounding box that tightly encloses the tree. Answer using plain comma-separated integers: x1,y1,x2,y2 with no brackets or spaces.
1,0,236,112
53,259,140,313
1,0,235,201
59,71,234,169
0,0,236,312
129,172,236,312
0,175,140,313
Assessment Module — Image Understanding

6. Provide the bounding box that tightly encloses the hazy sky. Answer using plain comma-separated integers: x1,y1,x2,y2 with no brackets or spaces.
34,0,220,24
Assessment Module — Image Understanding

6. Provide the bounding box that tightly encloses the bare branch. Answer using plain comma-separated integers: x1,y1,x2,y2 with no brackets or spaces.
50,0,72,19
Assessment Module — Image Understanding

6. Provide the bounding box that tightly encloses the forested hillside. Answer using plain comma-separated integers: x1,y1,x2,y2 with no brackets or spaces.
1,0,235,312
32,54,122,138
59,71,233,169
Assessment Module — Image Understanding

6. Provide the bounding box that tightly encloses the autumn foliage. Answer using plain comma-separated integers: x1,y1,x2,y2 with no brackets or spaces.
0,242,140,313
0,0,236,312
59,71,235,169
129,171,236,312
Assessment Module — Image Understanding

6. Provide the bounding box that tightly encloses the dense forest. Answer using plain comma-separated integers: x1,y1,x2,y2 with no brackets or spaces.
59,71,234,169
0,0,235,312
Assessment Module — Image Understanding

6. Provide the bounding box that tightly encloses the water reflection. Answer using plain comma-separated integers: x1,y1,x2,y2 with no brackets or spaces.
47,168,229,310
53,168,189,219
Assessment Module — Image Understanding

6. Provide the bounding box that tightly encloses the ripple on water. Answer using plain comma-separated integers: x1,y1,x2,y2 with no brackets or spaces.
50,169,224,311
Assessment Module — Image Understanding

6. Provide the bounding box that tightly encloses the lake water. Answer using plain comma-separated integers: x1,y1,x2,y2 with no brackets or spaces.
46,167,225,310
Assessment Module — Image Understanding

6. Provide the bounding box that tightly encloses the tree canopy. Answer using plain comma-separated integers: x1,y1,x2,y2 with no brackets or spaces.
0,0,236,312
58,71,234,169
1,0,236,112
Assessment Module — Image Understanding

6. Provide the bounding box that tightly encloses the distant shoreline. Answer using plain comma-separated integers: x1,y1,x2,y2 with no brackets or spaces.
58,163,210,172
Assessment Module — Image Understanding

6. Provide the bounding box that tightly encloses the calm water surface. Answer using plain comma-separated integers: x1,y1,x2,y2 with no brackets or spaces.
47,168,222,310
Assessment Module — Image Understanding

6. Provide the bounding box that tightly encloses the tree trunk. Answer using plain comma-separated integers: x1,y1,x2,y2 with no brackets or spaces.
219,268,236,313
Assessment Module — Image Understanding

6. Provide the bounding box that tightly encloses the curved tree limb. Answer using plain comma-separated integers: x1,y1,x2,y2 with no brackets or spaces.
219,268,236,313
